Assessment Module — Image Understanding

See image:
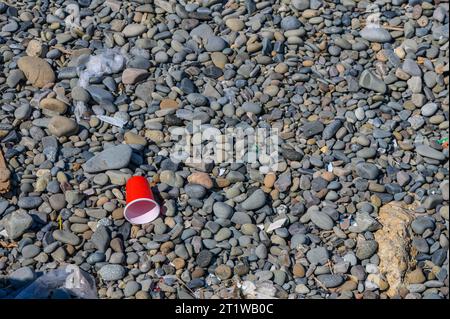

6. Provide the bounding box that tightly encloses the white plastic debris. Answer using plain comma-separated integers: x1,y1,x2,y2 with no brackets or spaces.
74,50,126,121
96,115,127,128
239,281,277,299
327,162,333,172
78,51,125,88
8,265,97,299
267,218,287,232
360,12,392,43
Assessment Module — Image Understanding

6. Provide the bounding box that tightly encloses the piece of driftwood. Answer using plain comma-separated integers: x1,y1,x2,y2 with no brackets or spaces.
375,201,417,297
0,149,11,193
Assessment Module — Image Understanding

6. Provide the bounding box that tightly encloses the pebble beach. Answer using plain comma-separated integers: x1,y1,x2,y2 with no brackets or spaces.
0,0,448,299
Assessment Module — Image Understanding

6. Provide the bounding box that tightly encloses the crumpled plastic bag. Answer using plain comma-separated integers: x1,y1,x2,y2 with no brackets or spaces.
239,281,278,299
74,50,126,121
6,265,97,299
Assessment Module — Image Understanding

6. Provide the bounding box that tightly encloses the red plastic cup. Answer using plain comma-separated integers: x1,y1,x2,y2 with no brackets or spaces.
124,176,160,224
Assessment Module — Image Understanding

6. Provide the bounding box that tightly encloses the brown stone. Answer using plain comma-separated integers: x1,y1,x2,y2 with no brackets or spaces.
172,257,185,270
191,267,204,278
17,56,55,88
145,130,164,143
82,230,93,240
215,264,232,280
122,68,149,85
264,173,276,188
225,18,244,31
135,291,150,299
293,263,305,277
406,268,426,284
40,98,67,114
26,39,43,57
187,172,213,189
211,52,227,69
0,150,11,194
110,238,124,252
48,116,78,137
216,177,230,188
160,241,174,254
337,280,358,292
124,132,147,145
112,208,124,220
160,99,179,109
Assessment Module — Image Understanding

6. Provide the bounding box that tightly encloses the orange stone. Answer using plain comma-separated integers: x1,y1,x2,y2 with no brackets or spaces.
293,263,305,277
321,171,335,182
264,172,276,188
216,177,230,188
160,241,174,254
187,172,213,189
172,258,185,270
160,99,179,109
336,64,345,73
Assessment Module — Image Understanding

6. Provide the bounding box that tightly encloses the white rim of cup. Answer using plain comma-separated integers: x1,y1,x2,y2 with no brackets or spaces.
123,197,160,225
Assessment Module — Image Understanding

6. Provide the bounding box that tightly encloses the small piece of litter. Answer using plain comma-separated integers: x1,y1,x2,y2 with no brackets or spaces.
327,162,333,172
267,218,287,232
96,115,127,128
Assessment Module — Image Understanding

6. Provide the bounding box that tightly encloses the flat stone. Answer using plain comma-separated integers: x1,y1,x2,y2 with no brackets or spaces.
415,144,445,161
52,230,81,246
83,145,132,173
213,202,234,219
99,264,126,281
17,56,55,88
356,240,378,260
421,103,438,117
360,26,392,43
22,245,41,259
225,18,245,31
411,216,435,235
85,86,114,104
204,36,227,52
281,16,301,30
242,102,262,114
17,197,43,209
187,172,213,189
355,162,380,180
122,24,146,37
302,121,324,138
122,68,149,84
306,246,329,265
196,250,213,267
48,116,78,137
317,274,344,288
40,98,67,114
359,70,387,93
211,52,227,69
184,184,207,199
310,210,334,230
6,69,24,88
91,225,111,253
241,189,266,210
2,211,33,240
